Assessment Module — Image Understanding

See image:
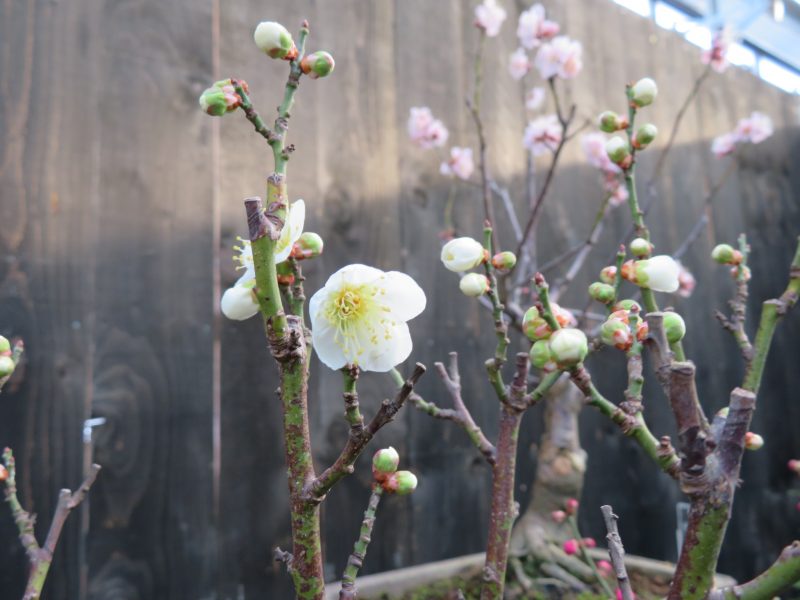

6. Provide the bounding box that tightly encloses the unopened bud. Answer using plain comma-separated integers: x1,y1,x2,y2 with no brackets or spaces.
597,560,613,574
0,464,7,481
372,447,400,480
529,340,555,371
459,273,490,298
295,232,324,258
788,459,800,474
301,51,335,79
253,21,297,59
0,336,9,354
744,432,764,451
441,237,485,272
599,266,617,285
384,470,417,495
629,237,652,258
662,311,686,344
199,80,240,116
598,110,623,133
588,282,615,305
565,498,579,514
633,123,657,148
711,243,736,264
523,306,551,341
563,539,579,555
613,299,641,313
491,251,517,273
0,356,15,378
732,265,751,281
631,77,657,107
605,136,629,164
551,510,567,523
548,329,588,368
582,537,597,549
601,318,631,350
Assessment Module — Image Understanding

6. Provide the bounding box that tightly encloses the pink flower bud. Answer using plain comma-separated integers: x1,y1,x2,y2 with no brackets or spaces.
565,498,579,515
600,266,617,285
551,510,567,523
563,539,579,555
788,459,800,474
597,559,612,574
383,470,418,495
582,537,596,548
744,432,764,451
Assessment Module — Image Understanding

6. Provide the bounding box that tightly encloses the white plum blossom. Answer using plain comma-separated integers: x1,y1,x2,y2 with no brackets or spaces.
474,0,507,37
220,200,305,321
309,265,426,372
441,237,485,272
407,107,449,149
525,86,546,111
517,4,559,49
523,114,561,156
534,36,582,80
735,112,773,144
440,147,475,180
702,26,731,73
509,48,531,81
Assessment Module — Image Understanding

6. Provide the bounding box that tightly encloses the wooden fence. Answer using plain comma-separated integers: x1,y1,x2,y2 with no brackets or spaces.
1,0,798,597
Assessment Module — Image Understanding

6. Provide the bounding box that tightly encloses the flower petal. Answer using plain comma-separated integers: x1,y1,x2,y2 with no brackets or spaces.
275,200,306,263
357,321,413,372
221,285,259,320
310,315,349,370
375,271,427,321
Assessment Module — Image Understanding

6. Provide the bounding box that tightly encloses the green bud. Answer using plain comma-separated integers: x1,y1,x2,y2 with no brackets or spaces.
599,111,621,133
600,318,631,349
301,51,335,79
662,311,686,344
199,86,228,116
297,232,324,258
0,356,15,378
613,299,641,313
588,282,615,305
634,123,657,148
0,336,10,354
253,21,296,59
372,447,400,478
548,328,588,368
599,266,617,285
529,340,554,370
711,243,735,264
629,237,652,258
491,251,517,272
389,470,418,495
631,77,657,107
605,136,629,164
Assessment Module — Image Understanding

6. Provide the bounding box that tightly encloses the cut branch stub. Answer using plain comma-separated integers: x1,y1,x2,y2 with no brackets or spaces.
717,387,756,479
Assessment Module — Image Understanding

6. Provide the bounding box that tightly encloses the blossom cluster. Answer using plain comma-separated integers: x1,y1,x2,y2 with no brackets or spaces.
701,26,732,73
508,4,581,82
711,112,774,157
407,107,449,150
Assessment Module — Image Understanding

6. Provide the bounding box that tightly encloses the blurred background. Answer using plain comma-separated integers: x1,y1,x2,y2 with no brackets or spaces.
0,0,799,598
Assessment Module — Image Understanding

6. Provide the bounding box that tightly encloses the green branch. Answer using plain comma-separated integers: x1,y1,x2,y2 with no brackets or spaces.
339,486,383,599
710,541,800,600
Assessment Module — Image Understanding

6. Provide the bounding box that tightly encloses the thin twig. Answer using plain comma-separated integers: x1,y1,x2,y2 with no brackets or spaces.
601,505,634,600
306,364,426,501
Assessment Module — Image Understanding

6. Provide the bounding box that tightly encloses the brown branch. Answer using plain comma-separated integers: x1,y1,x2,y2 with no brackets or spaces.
716,387,756,479
668,362,709,494
601,505,634,600
644,312,673,388
305,364,426,501
715,234,754,362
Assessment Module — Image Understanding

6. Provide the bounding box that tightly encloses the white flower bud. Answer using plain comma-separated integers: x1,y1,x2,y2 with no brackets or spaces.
220,282,259,321
253,21,296,59
623,255,679,293
629,237,652,258
662,311,686,344
605,136,629,164
548,328,588,368
459,273,490,298
441,237,485,272
631,77,657,107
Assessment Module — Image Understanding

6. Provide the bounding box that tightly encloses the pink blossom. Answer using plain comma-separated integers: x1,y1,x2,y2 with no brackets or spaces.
517,4,559,49
711,132,738,157
563,539,579,555
735,111,773,144
523,114,561,156
508,48,531,81
565,498,579,514
607,179,629,207
702,26,732,73
474,0,507,37
551,510,567,523
534,36,583,80
597,559,613,574
582,133,621,174
408,107,449,149
676,261,696,298
440,147,475,180
525,86,545,111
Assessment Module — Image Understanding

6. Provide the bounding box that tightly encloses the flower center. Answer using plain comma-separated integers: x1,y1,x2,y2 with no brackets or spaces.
323,282,394,362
